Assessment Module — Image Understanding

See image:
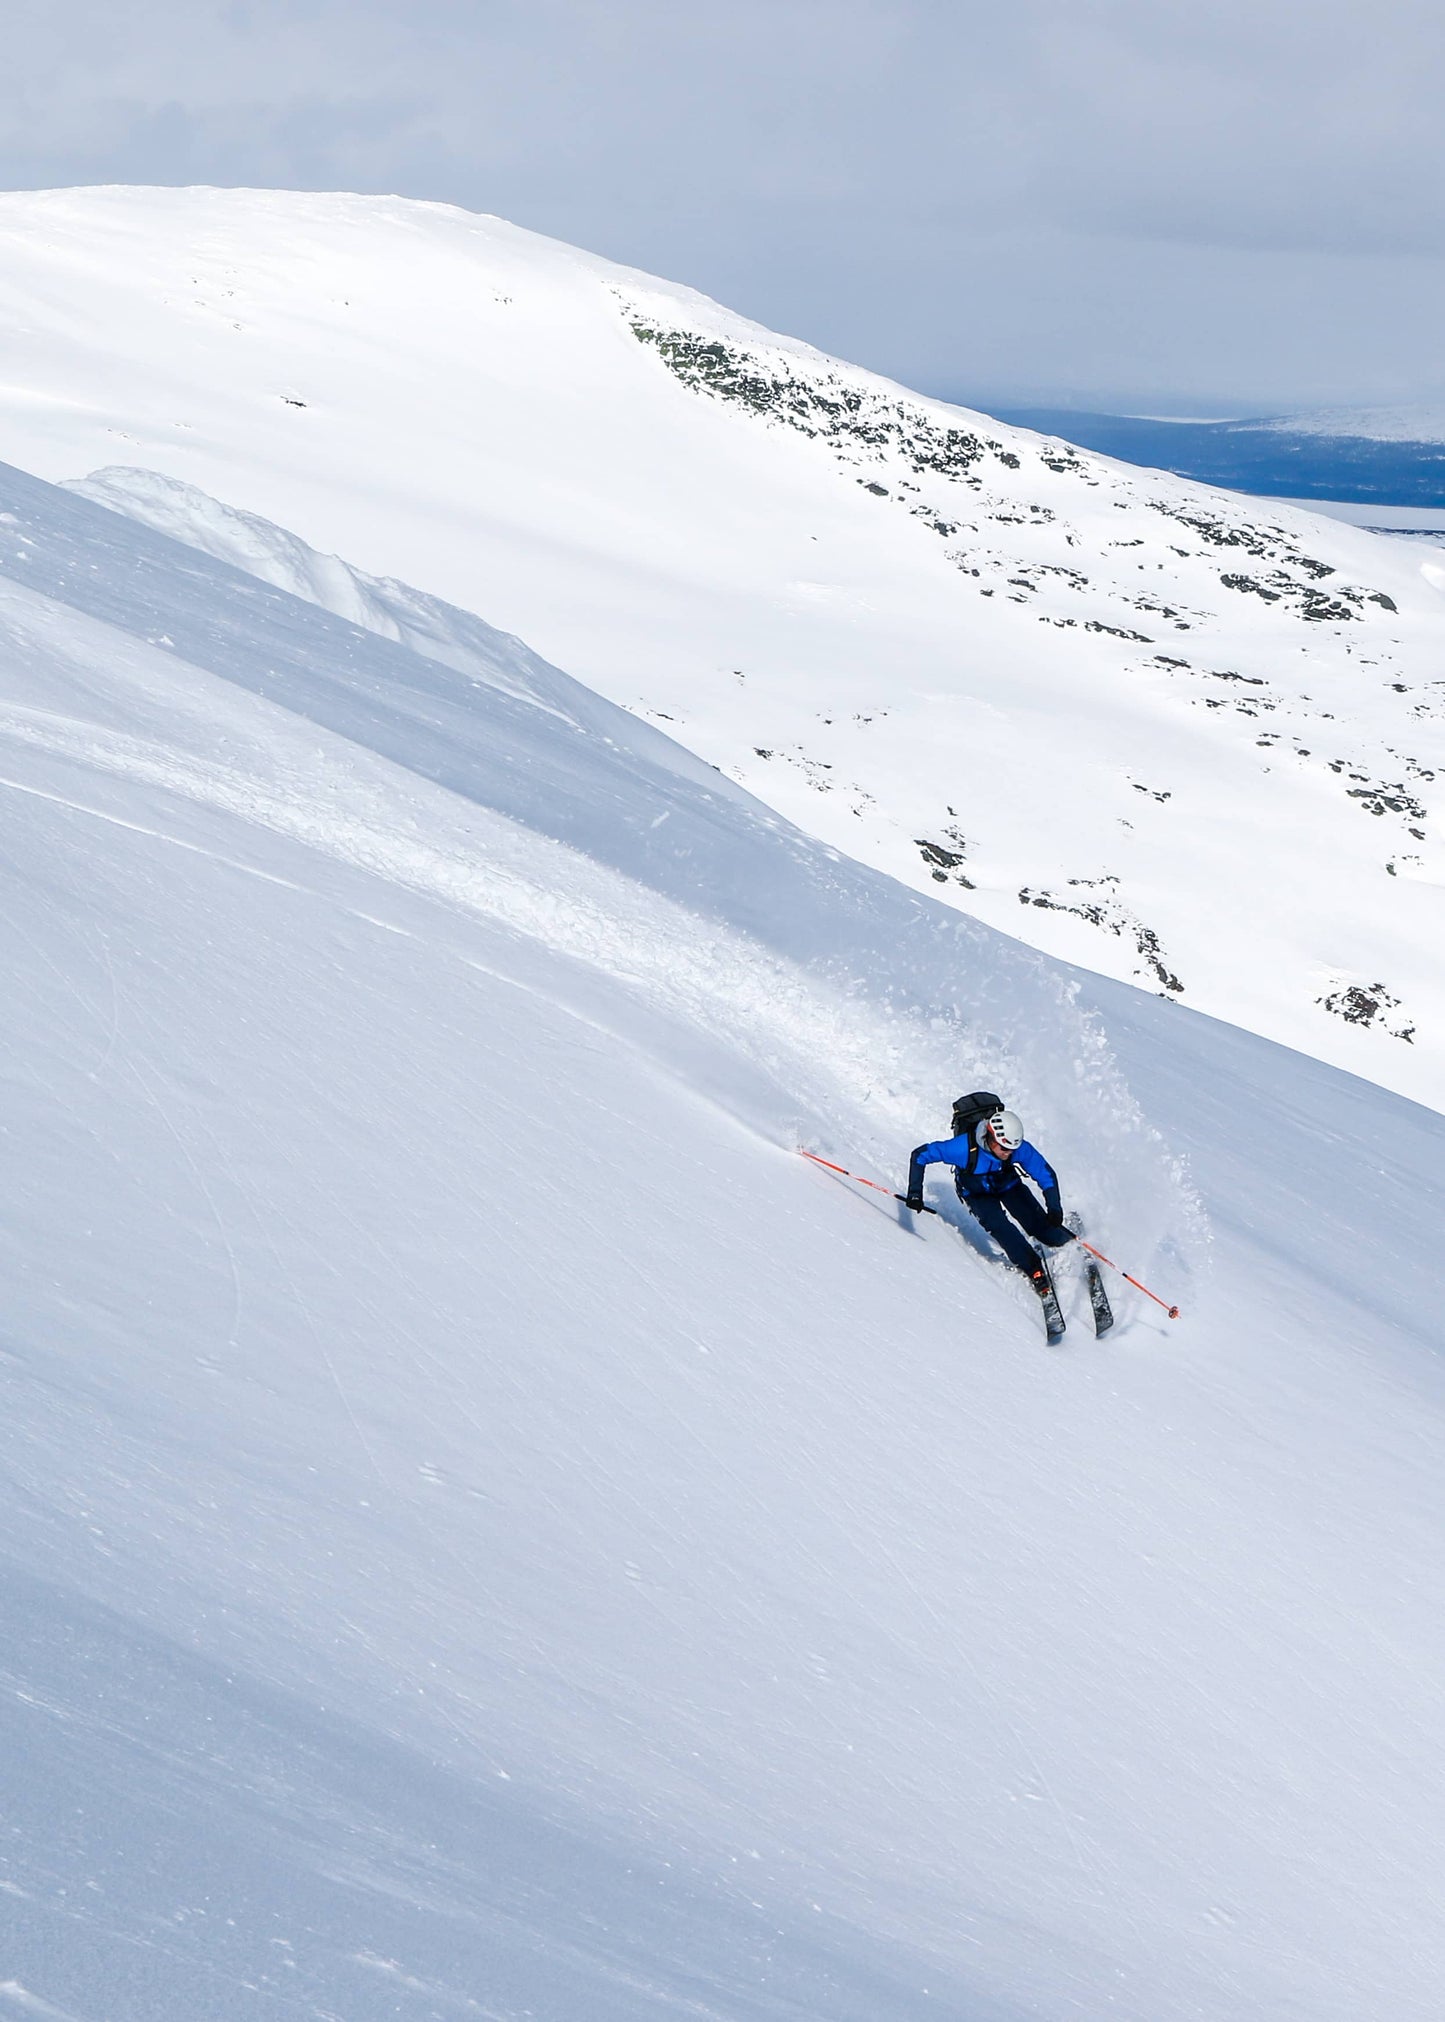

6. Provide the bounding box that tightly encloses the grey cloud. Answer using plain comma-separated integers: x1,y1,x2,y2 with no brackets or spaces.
1,0,1443,407
997,4,1445,259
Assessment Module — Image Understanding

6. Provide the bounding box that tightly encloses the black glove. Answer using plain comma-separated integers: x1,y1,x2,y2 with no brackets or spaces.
904,1193,924,1214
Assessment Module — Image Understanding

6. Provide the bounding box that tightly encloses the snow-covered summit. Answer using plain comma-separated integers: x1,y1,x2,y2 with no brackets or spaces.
1,185,1443,1106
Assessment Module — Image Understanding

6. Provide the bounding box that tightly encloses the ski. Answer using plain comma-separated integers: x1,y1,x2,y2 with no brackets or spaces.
1066,1212,1114,1338
1034,1249,1066,1344
1085,1259,1115,1337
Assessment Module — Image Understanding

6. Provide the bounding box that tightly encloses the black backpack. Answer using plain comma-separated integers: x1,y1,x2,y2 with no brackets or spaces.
951,1090,1004,1144
950,1090,1004,1192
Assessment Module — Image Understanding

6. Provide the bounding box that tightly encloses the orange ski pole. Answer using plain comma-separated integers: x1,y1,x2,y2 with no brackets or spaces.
1077,1239,1180,1319
798,1148,937,1212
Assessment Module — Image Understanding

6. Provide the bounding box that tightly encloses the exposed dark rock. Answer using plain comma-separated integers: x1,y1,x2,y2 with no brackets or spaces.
915,836,975,888
1018,882,1184,992
1318,980,1414,1042
1086,620,1153,642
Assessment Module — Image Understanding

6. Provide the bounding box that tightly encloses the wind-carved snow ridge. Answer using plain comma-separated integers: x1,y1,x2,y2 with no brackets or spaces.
64,465,585,724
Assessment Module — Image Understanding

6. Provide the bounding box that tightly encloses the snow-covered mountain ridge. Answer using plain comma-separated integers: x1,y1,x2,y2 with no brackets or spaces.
1252,404,1445,443
1,184,1442,1109
626,315,1400,624
7,445,1445,2022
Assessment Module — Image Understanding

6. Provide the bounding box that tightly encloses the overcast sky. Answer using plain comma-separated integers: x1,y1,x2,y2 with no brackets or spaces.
4,0,1444,413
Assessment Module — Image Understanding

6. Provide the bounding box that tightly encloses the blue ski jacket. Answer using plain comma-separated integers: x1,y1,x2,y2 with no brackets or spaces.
908,1134,1062,1217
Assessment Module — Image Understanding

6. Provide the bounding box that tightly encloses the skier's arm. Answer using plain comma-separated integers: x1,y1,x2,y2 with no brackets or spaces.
905,1134,970,1209
1015,1141,1065,1223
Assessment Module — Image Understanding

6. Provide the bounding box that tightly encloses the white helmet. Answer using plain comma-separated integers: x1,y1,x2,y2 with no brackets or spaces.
977,1109,1023,1155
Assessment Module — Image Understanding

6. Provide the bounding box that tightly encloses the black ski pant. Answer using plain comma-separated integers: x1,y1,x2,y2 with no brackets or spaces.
961,1181,1073,1278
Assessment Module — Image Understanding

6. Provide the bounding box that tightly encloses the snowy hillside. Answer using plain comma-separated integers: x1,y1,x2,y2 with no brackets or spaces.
6,456,1445,2022
1,187,1443,1109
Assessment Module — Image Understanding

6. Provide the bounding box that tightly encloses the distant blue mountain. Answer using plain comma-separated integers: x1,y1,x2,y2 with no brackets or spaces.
991,410,1445,509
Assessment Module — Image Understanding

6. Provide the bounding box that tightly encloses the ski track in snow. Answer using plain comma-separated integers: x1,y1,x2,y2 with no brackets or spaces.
0,702,1022,1177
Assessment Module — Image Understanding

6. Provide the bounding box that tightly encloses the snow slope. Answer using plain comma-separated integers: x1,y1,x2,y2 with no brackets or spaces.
1,186,1443,1109
5,458,1445,2022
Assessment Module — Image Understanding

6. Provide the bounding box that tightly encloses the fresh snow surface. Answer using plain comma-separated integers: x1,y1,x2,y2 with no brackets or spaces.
5,456,1445,2022
1,187,1443,1110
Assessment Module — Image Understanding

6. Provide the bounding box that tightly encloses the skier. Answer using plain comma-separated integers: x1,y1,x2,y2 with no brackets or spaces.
904,1094,1074,1307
